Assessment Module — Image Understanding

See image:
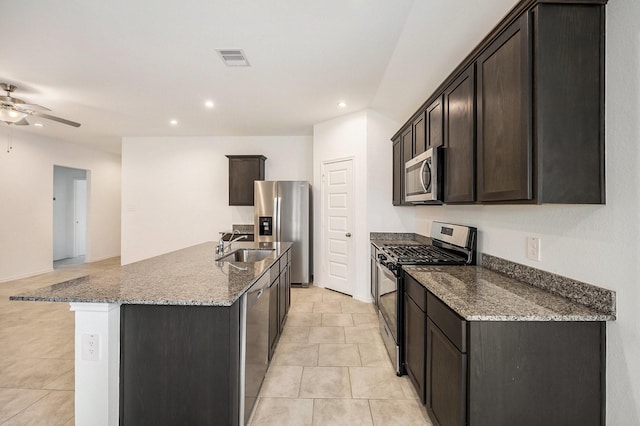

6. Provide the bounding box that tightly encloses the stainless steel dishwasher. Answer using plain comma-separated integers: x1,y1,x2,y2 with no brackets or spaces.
241,273,270,425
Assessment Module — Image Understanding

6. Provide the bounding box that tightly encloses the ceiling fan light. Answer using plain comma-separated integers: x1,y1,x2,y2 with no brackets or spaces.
0,108,28,124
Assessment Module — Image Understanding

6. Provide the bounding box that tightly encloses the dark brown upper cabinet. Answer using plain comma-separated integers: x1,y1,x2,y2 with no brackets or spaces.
477,13,532,202
391,0,606,205
413,112,426,156
226,155,266,206
401,126,413,205
477,5,605,203
426,95,443,149
444,66,476,203
392,136,403,206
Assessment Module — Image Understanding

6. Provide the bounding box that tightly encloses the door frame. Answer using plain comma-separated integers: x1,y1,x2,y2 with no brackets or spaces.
320,156,355,296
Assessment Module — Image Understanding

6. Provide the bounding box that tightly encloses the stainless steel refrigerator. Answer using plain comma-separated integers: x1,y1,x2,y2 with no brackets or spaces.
254,181,311,286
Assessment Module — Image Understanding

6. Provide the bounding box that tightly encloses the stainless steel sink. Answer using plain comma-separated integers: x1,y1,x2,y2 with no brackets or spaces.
217,249,274,263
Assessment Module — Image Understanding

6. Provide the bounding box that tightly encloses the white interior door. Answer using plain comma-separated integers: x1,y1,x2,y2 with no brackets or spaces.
322,159,354,295
73,179,87,257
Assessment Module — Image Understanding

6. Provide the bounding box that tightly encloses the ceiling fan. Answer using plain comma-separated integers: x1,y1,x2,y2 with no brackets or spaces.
0,83,81,128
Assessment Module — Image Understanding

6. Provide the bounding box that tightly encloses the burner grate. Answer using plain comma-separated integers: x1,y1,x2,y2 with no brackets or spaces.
382,244,465,265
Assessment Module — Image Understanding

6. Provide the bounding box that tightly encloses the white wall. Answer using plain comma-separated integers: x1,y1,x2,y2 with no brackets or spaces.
120,136,312,264
313,110,413,302
0,130,121,282
411,0,640,422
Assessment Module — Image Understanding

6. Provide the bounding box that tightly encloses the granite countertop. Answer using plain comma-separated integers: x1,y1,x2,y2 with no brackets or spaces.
404,265,614,321
10,241,292,307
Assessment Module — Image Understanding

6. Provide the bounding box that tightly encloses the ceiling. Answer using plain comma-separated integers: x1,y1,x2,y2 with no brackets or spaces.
1,0,517,154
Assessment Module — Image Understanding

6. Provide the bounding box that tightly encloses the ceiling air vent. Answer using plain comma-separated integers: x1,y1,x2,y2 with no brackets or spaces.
216,49,250,67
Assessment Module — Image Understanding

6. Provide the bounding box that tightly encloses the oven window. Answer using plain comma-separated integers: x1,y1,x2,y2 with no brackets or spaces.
377,264,397,340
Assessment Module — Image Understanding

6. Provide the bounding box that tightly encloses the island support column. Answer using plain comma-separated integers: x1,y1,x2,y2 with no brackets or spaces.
70,303,121,426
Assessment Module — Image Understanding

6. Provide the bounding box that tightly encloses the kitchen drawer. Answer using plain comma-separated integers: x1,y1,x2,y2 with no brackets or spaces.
427,292,466,353
405,273,427,312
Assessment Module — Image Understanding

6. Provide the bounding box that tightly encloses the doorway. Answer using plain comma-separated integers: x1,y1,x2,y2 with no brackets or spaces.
53,165,88,266
321,158,355,296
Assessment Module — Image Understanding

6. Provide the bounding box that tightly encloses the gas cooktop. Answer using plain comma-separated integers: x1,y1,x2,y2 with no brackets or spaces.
380,222,477,266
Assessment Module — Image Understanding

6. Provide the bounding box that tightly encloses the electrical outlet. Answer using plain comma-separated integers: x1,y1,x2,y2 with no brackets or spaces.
82,333,100,361
526,237,541,261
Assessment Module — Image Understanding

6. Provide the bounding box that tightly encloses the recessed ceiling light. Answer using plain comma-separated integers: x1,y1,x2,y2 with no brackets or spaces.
338,101,347,108
33,122,44,127
169,119,178,126
205,100,214,109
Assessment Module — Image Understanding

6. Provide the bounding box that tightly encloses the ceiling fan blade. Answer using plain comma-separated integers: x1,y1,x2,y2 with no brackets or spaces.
14,117,29,126
31,111,81,128
17,103,51,112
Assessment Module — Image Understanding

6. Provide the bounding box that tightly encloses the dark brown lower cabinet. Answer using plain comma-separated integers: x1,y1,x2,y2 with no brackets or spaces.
268,274,280,360
404,293,426,403
403,276,605,426
426,318,467,426
120,304,241,426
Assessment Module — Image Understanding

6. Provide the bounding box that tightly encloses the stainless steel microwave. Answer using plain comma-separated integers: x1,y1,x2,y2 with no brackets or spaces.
404,147,442,203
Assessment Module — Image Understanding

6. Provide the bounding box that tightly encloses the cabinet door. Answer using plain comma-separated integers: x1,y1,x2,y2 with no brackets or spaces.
404,293,426,403
476,13,532,202
444,66,476,203
426,318,466,426
268,278,279,360
392,138,403,206
426,96,443,149
401,127,413,205
278,273,286,332
413,111,427,156
227,155,266,206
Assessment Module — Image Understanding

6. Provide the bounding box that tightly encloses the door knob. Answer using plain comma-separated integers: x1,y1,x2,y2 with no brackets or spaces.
345,233,351,237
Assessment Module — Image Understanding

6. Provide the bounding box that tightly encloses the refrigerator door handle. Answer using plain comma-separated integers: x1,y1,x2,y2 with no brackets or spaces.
276,196,281,242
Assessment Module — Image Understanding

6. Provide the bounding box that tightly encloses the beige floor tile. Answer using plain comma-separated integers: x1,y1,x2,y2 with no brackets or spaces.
341,300,376,314
318,343,361,367
285,312,322,327
299,366,351,398
0,388,50,424
321,291,351,303
321,313,354,327
313,399,373,426
278,326,310,344
369,399,432,425
3,390,74,426
344,326,383,345
349,367,406,399
43,369,75,391
271,343,319,366
358,343,392,368
400,375,421,400
250,398,313,426
260,366,303,398
312,301,343,314
0,358,74,389
308,327,345,344
291,290,324,303
290,302,314,313
352,313,378,326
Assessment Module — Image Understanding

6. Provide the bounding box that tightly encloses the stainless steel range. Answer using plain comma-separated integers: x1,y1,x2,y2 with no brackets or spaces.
374,222,477,375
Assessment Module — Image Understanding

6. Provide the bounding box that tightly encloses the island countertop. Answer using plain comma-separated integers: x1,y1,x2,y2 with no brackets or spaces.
10,241,292,307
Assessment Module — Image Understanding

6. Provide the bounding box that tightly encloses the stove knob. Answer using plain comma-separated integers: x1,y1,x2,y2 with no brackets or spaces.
386,263,398,271
378,254,387,261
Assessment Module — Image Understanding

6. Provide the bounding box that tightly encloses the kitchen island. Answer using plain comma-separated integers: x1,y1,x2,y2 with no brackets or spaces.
11,241,293,426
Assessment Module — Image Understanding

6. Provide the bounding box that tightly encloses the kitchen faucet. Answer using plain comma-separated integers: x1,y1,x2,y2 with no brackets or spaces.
216,230,248,255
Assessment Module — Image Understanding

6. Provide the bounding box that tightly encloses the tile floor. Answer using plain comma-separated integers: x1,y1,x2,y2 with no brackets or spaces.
248,285,432,425
1,259,432,425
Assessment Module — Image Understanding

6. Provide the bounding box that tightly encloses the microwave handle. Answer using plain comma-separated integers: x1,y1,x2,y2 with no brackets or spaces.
419,160,428,192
